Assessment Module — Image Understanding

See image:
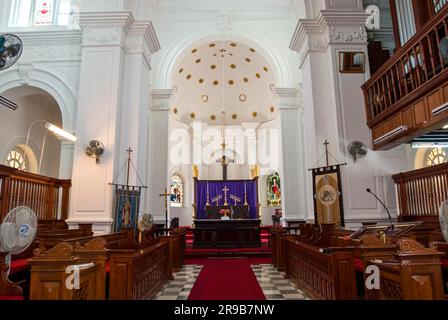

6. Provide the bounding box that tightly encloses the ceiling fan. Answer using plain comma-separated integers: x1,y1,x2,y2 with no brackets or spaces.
0,33,23,111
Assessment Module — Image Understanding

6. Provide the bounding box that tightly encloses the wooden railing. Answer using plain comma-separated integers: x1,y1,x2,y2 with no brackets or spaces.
0,164,71,222
362,5,448,127
393,163,448,219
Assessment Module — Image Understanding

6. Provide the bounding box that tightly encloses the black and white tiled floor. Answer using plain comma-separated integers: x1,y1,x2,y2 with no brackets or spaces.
153,263,310,301
154,265,203,300
251,264,310,300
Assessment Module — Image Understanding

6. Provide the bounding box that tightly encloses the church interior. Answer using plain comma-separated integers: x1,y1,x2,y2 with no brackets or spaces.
0,0,448,303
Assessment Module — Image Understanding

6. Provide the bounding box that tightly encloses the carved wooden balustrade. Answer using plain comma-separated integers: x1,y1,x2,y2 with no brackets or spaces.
393,163,448,221
362,5,448,149
0,164,71,221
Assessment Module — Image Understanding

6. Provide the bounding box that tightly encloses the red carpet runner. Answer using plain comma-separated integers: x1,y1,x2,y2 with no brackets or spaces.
188,258,266,301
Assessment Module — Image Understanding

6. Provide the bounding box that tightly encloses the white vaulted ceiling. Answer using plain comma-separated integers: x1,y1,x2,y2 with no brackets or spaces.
171,40,277,124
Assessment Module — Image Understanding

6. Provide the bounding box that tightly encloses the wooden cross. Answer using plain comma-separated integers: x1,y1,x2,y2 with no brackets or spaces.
222,186,230,206
323,140,330,168
159,188,170,233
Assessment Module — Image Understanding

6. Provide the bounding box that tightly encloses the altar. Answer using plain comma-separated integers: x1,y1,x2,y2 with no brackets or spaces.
193,178,261,248
193,219,262,248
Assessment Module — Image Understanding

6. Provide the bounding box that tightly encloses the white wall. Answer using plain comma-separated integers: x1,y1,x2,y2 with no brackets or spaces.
0,87,62,178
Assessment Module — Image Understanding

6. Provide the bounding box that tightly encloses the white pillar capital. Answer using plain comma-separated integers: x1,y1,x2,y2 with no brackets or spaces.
151,89,174,111
290,10,369,67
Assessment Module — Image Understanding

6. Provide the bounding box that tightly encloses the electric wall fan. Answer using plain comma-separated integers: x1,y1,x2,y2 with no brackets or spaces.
0,34,23,111
0,206,38,276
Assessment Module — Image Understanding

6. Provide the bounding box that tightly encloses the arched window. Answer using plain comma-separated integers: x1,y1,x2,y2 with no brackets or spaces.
5,146,28,171
170,175,184,208
267,172,281,207
9,0,72,27
425,147,448,167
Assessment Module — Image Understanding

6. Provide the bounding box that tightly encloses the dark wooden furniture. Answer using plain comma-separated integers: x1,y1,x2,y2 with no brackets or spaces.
362,5,448,150
193,219,261,248
366,238,445,300
0,252,23,299
29,242,103,300
205,205,250,220
0,164,71,221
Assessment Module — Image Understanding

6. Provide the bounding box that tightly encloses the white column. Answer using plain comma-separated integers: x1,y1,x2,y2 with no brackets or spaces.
148,89,172,226
67,12,161,235
118,21,160,213
290,5,410,228
276,88,307,224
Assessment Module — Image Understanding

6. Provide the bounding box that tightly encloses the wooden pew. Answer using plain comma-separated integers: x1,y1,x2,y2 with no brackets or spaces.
63,228,172,300
159,228,186,272
365,238,445,300
271,227,297,271
283,224,359,300
29,241,106,300
36,225,94,252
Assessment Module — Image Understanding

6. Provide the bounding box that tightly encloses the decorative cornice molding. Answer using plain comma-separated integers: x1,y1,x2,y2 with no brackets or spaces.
275,87,300,110
78,12,161,68
11,30,82,62
151,89,173,111
290,10,369,67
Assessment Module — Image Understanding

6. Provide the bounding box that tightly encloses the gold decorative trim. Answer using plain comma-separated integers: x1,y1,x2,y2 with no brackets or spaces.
209,43,216,48
263,67,269,72
196,59,202,64
186,74,192,80
245,58,251,63
252,112,258,118
173,108,178,114
255,73,261,79
213,80,219,86
192,49,197,53
178,68,184,74
270,106,276,113
243,77,249,83
210,115,216,121
190,113,196,119
230,43,237,47
230,64,236,69
228,80,235,85
250,48,256,53
201,95,209,103
211,65,217,70
198,78,204,84
239,94,247,102
232,114,238,120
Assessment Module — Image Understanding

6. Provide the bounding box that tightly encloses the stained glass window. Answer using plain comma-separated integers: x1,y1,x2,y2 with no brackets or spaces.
9,0,72,27
5,147,27,171
425,147,448,167
267,172,281,207
170,175,184,208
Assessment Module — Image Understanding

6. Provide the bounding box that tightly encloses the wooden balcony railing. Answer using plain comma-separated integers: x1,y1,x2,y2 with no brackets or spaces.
362,4,448,128
0,164,71,222
392,163,448,220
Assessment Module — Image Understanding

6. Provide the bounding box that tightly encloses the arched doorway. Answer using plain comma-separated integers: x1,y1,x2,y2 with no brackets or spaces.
0,86,64,178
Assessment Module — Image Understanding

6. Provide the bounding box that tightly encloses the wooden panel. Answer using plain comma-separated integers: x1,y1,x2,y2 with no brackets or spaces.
426,89,444,115
414,99,429,125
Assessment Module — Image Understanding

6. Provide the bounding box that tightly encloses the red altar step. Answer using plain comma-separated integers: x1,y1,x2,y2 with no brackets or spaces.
185,246,272,258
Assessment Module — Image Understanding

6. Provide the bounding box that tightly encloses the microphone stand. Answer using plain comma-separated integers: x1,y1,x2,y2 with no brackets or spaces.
366,188,394,231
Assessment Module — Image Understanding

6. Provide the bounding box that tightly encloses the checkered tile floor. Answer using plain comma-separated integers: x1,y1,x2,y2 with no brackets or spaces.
251,264,311,300
154,265,203,300
153,264,310,301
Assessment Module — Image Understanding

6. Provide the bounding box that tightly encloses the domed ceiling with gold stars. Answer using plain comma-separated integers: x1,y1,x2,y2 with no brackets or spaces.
171,40,277,124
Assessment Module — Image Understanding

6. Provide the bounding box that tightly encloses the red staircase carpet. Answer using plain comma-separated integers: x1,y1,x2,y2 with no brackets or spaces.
188,258,266,301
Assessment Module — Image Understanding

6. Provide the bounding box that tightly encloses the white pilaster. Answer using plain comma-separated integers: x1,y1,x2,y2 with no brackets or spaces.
148,89,172,226
276,88,307,224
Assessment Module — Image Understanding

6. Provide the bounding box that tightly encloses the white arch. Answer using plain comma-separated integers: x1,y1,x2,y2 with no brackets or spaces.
0,66,77,132
155,27,295,89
